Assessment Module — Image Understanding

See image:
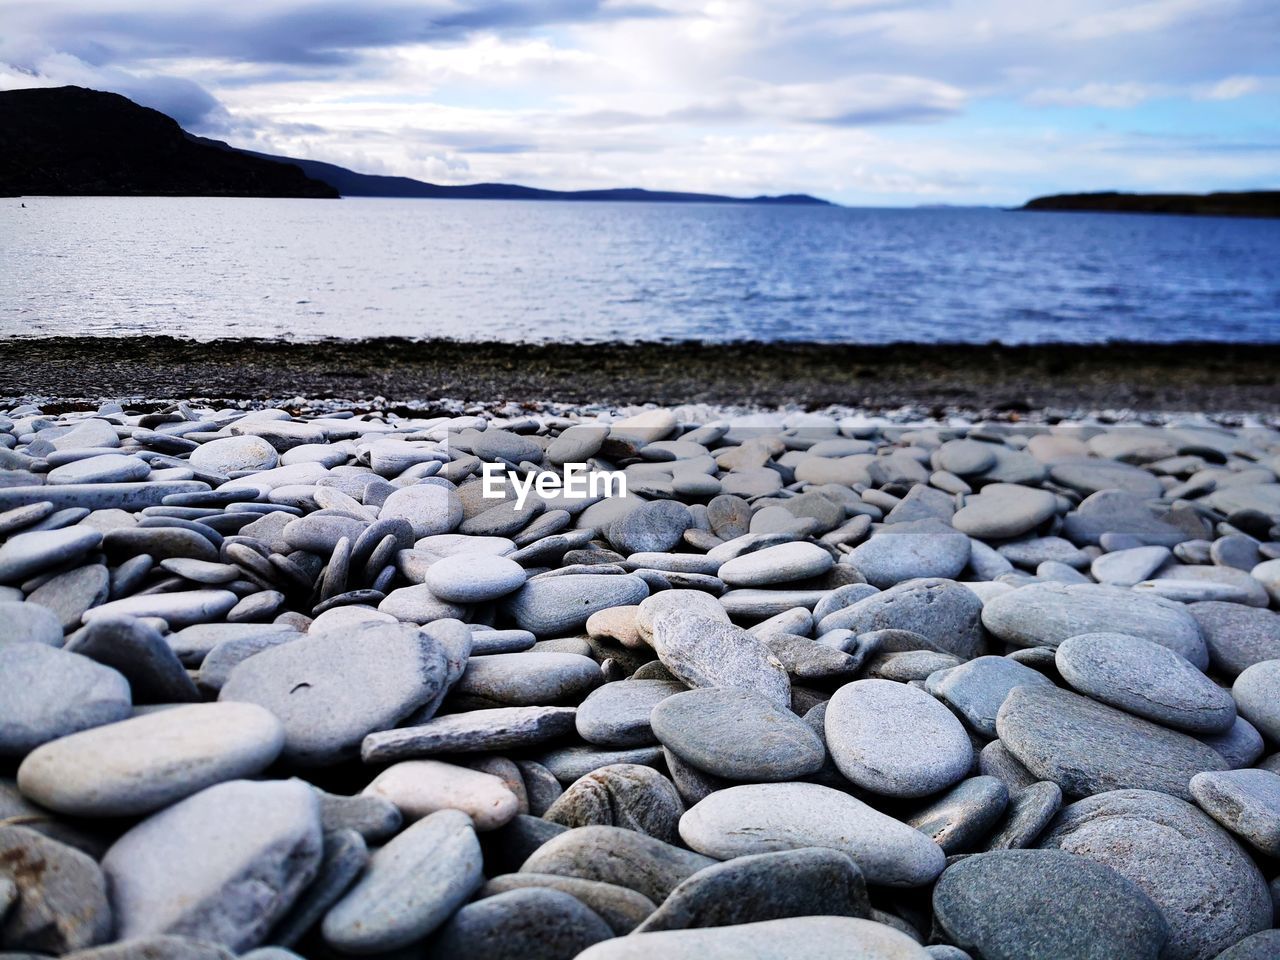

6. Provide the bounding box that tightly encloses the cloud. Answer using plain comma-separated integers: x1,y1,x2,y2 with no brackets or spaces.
1026,82,1161,109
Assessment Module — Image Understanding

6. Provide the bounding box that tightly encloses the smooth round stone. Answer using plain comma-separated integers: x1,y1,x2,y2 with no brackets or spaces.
425,887,613,960
67,615,200,704
453,652,602,706
1049,459,1164,498
47,453,150,486
981,582,1209,668
717,542,833,587
503,574,650,636
1151,564,1270,608
1041,789,1272,960
1196,715,1265,769
820,578,986,661
281,514,367,555
1211,931,1280,960
104,526,219,563
190,436,279,474
160,558,242,584
932,849,1169,960
934,439,997,477
50,417,120,450
1056,633,1236,734
997,685,1228,801
322,809,484,953
102,779,322,953
651,687,825,782
0,824,113,954
544,764,685,843
609,500,693,555
1189,602,1280,677
425,553,527,602
480,874,655,936
0,600,63,646
415,533,515,557
377,584,466,624
576,680,686,747
364,760,520,830
925,656,1054,737
546,423,609,465
1231,659,1280,742
678,782,945,887
578,916,929,960
1090,545,1171,587
825,679,972,798
905,776,1009,854
0,527,102,583
0,500,55,535
0,644,131,756
953,483,1057,539
650,615,791,709
379,482,463,538
220,621,448,765
308,604,396,633
27,564,110,630
84,590,238,628
17,702,285,817
1189,769,1280,856
846,524,969,589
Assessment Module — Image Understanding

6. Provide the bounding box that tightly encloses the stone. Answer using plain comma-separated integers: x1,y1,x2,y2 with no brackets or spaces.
981,582,1209,668
362,706,576,762
316,789,403,843
1090,546,1171,587
544,764,685,842
1197,716,1265,769
27,564,110,631
635,848,870,933
101,779,323,952
934,439,997,476
1188,602,1280,677
932,849,1169,960
425,553,527,602
220,621,448,765
48,453,150,485
424,887,613,960
535,745,664,784
451,652,601,707
280,514,367,555
1041,789,1272,960
679,782,945,887
83,591,239,629
0,643,131,756
1209,931,1280,960
1232,659,1280,742
821,578,985,660
16,702,285,817
65,616,200,704
520,824,716,903
651,687,825,781
189,436,279,475
905,776,1009,853
0,601,63,647
480,874,655,935
1050,459,1164,498
575,680,685,747
650,615,790,708
363,760,520,830
1189,769,1280,856
104,527,219,563
322,809,484,954
576,915,931,959
825,679,972,798
0,825,112,954
377,583,465,623
65,935,241,959
846,523,969,588
996,684,1228,801
266,830,368,949
953,483,1057,539
379,482,463,538
717,542,833,587
925,656,1054,737
503,574,650,636
609,500,693,555
0,527,102,583
983,780,1062,850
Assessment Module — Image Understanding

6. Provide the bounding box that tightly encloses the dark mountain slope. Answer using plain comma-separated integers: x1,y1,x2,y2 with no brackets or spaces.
1023,191,1279,219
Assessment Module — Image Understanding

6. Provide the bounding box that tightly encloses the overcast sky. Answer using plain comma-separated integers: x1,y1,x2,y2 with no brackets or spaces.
2,0,1277,204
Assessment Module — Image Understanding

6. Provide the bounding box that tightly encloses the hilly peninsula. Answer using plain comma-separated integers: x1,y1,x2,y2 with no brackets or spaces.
1023,190,1279,219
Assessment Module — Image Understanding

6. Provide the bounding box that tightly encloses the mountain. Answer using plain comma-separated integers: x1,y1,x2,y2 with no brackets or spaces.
196,139,831,205
0,87,337,198
1022,191,1280,219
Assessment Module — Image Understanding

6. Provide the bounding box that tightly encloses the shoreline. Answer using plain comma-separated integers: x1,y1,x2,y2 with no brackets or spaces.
4,337,1278,415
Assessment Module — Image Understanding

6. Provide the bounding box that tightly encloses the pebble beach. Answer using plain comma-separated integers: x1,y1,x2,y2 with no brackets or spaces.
2,399,1280,960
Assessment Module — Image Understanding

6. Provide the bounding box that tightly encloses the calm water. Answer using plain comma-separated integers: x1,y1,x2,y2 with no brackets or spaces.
2,196,1277,343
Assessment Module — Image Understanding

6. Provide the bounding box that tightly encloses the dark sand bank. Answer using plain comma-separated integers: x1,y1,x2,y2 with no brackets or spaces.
4,337,1277,414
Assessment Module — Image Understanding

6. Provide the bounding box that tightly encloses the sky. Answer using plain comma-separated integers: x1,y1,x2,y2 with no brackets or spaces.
1,0,1277,205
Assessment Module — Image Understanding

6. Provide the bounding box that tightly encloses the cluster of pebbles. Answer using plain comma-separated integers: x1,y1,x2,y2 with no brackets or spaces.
2,401,1279,960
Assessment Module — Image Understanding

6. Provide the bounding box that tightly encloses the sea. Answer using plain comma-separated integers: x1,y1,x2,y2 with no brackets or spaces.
2,196,1277,343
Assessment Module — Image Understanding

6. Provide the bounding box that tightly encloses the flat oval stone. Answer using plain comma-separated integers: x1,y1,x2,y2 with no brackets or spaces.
953,483,1057,539
322,809,484,953
981,582,1209,668
0,644,131,756
424,553,526,602
1232,659,1280,742
997,684,1229,801
363,759,520,830
27,564,111,630
0,824,113,954
1041,789,1272,960
361,706,577,762
678,782,945,887
576,916,930,960
503,574,650,636
576,680,686,747
452,652,601,707
281,514,367,555
825,679,972,798
935,438,997,476
1056,633,1236,734
1188,602,1280,677
83,590,239,628
933,849,1169,960
650,615,791,709
905,776,1009,854
820,578,985,660
845,523,970,588
190,435,279,474
47,453,150,485
650,687,825,781
0,600,63,647
1050,459,1164,498
101,779,323,953
0,527,102,583
17,701,284,817
717,542,833,587
1189,769,1280,856
480,874,655,936
925,655,1054,737
220,621,448,765
379,483,463,538
608,499,693,555
425,887,613,960
104,527,219,563
544,763,685,843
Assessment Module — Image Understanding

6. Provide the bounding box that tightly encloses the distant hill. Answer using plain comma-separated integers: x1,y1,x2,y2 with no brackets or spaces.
195,138,831,205
0,86,337,198
1022,191,1280,219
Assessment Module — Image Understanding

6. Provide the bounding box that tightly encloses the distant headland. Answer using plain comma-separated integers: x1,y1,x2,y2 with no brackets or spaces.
1022,190,1280,219
0,86,829,205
